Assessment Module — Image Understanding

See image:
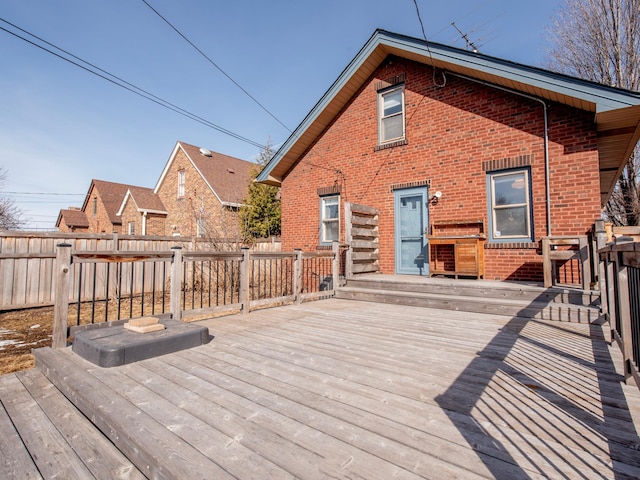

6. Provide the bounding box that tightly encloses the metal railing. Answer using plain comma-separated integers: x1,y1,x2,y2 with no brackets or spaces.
52,243,343,348
596,222,640,389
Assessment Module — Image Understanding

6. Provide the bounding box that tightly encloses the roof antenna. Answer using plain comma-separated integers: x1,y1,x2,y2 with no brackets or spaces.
451,22,480,53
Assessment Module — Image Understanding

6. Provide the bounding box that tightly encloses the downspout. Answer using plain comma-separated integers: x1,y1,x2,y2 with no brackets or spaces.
142,211,147,236
449,73,552,236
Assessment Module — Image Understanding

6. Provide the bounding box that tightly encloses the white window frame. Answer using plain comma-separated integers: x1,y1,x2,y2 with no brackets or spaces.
177,170,186,198
378,85,405,145
128,221,135,235
320,195,340,244
488,169,532,242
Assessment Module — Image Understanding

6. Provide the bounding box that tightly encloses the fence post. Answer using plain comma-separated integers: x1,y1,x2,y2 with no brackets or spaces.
294,249,303,304
332,241,340,291
344,202,353,280
170,246,182,321
541,237,552,287
616,252,634,384
594,219,608,317
240,247,251,315
52,243,72,349
578,236,591,291
606,251,618,343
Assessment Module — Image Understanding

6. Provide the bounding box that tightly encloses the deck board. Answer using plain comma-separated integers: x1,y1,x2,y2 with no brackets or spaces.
5,297,640,479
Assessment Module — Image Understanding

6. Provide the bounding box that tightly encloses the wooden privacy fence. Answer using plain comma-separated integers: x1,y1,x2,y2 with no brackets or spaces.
0,231,280,310
52,242,342,348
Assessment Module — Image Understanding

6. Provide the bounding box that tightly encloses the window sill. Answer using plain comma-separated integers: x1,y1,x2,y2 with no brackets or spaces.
374,139,407,151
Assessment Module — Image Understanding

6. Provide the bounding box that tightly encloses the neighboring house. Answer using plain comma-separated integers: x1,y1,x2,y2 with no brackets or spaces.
116,186,167,236
257,30,640,282
56,208,89,233
153,141,254,238
79,179,137,234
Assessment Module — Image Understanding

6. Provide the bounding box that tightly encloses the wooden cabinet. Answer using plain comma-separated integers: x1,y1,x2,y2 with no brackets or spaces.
426,236,485,279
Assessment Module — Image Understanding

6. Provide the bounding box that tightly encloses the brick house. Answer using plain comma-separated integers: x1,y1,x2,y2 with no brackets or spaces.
116,186,167,236
55,208,89,233
64,179,142,234
153,141,254,238
257,30,640,282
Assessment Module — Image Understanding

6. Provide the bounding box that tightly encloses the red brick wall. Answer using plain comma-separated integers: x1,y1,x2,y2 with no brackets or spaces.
280,57,601,281
156,148,241,239
85,184,121,234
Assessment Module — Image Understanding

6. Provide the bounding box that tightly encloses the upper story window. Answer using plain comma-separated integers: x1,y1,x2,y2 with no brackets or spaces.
92,197,97,217
378,85,405,145
320,195,340,244
177,170,185,198
196,217,206,238
487,168,532,242
128,222,135,235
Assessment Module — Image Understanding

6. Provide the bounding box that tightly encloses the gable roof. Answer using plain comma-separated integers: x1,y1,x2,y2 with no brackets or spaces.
256,29,640,206
81,179,139,226
116,186,167,217
154,141,254,207
55,209,89,229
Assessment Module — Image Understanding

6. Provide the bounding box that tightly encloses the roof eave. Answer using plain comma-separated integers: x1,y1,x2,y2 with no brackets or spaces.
256,29,640,191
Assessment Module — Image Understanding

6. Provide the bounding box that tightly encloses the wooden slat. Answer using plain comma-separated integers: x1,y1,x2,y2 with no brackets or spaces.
351,263,379,273
350,239,378,249
0,372,93,479
348,203,378,215
16,369,145,480
0,376,41,480
35,348,235,480
351,251,380,261
350,226,378,238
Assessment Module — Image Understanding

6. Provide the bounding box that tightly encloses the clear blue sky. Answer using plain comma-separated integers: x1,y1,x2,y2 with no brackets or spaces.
1,0,561,230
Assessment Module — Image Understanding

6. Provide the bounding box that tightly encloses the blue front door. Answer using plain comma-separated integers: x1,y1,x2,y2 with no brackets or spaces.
394,187,429,275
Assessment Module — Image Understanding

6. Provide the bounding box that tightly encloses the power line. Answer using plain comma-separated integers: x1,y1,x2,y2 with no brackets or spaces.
141,0,291,133
0,17,267,150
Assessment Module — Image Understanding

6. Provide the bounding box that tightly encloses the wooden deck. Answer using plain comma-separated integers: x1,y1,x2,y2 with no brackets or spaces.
2,298,640,479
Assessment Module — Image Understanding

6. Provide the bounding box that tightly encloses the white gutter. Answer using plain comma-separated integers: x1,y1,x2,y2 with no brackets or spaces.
450,72,552,236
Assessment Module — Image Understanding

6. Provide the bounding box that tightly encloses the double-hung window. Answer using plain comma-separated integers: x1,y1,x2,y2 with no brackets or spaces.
128,222,135,235
320,195,339,244
177,170,186,198
378,85,405,145
488,169,532,241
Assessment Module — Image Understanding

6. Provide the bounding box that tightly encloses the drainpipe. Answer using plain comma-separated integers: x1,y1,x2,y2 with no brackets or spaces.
142,211,147,236
449,73,552,236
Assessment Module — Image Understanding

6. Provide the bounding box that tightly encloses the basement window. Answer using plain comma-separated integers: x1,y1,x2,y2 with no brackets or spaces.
487,168,533,242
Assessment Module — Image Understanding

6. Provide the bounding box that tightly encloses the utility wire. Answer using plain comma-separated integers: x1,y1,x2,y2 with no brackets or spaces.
141,0,291,133
0,17,266,150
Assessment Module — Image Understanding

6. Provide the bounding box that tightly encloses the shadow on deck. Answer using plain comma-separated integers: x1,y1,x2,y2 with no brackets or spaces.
1,279,640,479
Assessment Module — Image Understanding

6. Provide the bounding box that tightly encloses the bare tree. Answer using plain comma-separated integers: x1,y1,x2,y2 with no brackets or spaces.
546,0,640,225
0,167,24,230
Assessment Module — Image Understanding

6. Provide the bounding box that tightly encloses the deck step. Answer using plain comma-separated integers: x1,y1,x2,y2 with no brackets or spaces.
345,278,599,307
0,368,144,479
34,346,237,480
335,283,601,322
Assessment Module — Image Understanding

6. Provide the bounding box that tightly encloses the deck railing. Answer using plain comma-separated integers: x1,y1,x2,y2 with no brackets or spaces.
597,225,640,389
52,243,343,348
